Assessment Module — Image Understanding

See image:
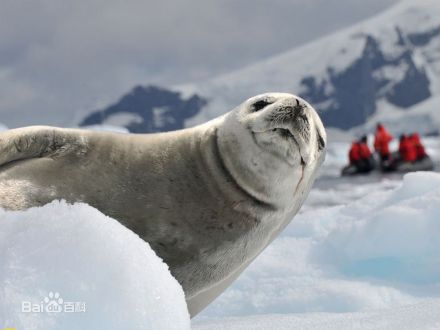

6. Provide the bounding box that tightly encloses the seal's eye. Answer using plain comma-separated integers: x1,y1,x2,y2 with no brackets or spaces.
252,100,272,112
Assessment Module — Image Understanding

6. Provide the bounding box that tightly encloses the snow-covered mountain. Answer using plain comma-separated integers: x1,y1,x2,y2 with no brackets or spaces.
180,0,440,132
80,85,206,133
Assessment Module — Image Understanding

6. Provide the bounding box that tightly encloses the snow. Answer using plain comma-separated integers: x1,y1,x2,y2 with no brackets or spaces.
356,96,440,136
153,107,175,128
193,170,440,329
82,124,130,133
193,300,440,330
102,112,143,128
0,201,190,330
326,128,354,143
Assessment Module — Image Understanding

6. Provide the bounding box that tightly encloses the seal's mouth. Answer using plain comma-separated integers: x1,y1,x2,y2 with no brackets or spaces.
272,127,293,139
271,127,307,166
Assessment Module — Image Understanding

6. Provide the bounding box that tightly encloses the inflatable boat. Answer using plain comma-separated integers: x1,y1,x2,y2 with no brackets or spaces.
341,154,434,176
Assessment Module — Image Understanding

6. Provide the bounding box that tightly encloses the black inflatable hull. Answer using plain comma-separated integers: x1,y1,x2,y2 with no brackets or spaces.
393,157,434,172
341,165,359,176
341,156,434,176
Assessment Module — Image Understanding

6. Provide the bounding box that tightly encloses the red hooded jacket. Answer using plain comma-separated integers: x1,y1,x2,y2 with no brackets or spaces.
349,142,361,164
399,136,417,162
374,125,393,156
359,142,372,159
410,133,427,160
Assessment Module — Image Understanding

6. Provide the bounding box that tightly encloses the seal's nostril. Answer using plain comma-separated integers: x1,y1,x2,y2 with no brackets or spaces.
294,101,307,120
296,99,300,107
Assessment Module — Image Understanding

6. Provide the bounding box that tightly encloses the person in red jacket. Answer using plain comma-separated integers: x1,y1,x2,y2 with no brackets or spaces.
409,133,428,161
347,136,374,173
358,135,374,173
349,141,361,165
359,136,372,160
398,134,417,162
374,123,393,162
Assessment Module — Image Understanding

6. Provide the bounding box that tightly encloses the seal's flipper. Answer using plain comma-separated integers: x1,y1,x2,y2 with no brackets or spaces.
0,126,87,168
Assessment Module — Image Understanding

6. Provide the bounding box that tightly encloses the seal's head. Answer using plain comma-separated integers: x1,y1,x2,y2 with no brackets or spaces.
218,93,326,209
240,93,326,167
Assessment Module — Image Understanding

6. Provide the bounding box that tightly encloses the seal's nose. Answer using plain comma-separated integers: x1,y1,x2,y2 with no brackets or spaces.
290,99,309,124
